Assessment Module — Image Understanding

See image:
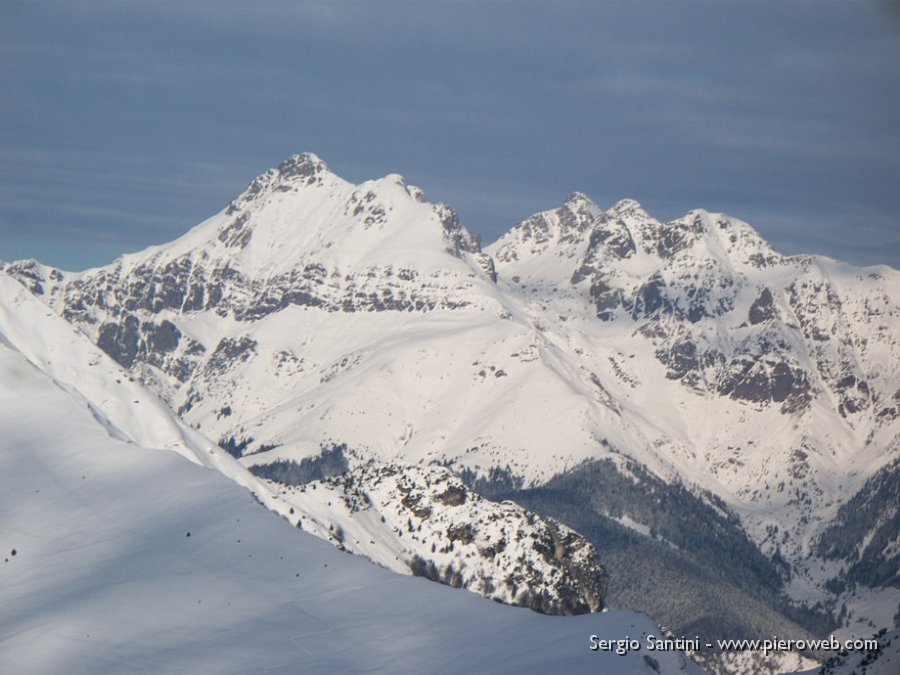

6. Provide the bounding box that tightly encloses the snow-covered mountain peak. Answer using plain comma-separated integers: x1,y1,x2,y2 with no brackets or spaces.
225,152,341,214
276,151,330,178
488,193,606,285
205,155,489,275
608,197,645,216
5,154,504,378
488,192,786,299
372,171,410,188
652,209,783,272
59,152,495,284
563,191,593,206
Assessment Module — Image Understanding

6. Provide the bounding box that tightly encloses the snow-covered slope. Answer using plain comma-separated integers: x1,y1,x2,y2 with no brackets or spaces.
3,153,898,668
0,260,608,617
0,322,703,674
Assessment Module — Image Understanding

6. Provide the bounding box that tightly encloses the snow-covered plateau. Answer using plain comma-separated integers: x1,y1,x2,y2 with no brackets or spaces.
2,153,897,673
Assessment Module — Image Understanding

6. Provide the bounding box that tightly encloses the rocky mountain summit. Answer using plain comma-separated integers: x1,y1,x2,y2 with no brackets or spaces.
3,153,898,667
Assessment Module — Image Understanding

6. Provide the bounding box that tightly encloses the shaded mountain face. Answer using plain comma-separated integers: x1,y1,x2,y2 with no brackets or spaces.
3,153,898,659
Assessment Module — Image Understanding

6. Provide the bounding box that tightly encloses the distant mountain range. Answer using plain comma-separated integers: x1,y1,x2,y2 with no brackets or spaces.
3,153,897,674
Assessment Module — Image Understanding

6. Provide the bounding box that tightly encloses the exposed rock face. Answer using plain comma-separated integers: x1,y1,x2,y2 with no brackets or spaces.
748,288,776,325
493,197,895,423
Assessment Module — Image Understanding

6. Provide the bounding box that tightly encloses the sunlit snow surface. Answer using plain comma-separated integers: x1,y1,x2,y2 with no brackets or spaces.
0,335,701,673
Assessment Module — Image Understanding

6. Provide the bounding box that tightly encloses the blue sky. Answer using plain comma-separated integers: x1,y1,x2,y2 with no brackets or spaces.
2,0,898,271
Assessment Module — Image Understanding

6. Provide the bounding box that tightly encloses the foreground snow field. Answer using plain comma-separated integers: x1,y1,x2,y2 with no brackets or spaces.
0,337,700,674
